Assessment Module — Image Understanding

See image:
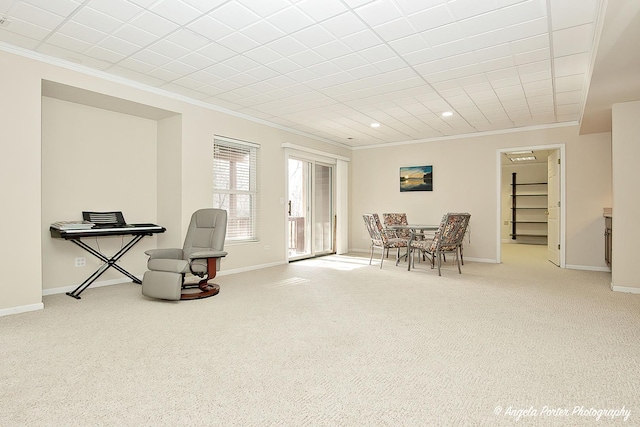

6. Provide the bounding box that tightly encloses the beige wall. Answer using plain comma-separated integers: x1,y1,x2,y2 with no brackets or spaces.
611,100,640,291
350,126,611,268
41,97,159,290
0,49,351,314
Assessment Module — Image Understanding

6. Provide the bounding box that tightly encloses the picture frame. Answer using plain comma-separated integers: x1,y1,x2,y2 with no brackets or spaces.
400,165,433,192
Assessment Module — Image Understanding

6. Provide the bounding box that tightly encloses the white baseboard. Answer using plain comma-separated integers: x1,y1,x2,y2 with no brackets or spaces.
0,302,44,317
611,284,640,294
218,260,287,275
41,262,287,297
43,276,143,296
565,264,611,272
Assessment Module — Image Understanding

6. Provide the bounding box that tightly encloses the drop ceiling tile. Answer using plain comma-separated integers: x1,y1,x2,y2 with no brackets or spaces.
552,24,594,57
515,48,550,66
244,46,282,64
118,57,155,73
267,37,307,57
289,49,326,67
206,63,241,79
267,57,300,74
224,55,260,72
553,52,589,77
314,39,353,60
388,34,430,55
374,58,409,73
108,65,164,86
321,12,367,38
182,0,227,13
408,4,455,32
307,61,343,76
343,0,376,8
58,21,108,44
147,39,190,59
292,25,335,48
236,0,290,18
519,69,551,84
227,72,259,86
46,32,92,52
510,33,548,54
516,59,550,76
333,53,369,71
161,82,210,99
112,24,157,47
286,67,320,82
196,42,236,62
556,90,582,105
269,6,314,34
163,60,198,76
209,2,260,31
341,29,382,51
150,0,202,25
296,0,347,21
245,65,280,81
3,17,52,40
10,2,66,30
98,36,140,57
556,104,580,115
128,0,160,9
131,48,172,67
88,0,143,22
554,74,584,92
421,22,464,47
242,20,285,44
447,0,504,20
349,64,380,79
166,28,210,51
187,15,233,40
130,11,179,37
173,76,206,90
74,7,124,34
355,0,403,27
85,45,126,63
19,0,81,17
373,17,416,42
550,0,599,30
217,32,260,54
523,79,552,93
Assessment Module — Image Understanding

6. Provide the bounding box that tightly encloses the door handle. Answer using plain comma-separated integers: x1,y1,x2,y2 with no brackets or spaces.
288,200,292,216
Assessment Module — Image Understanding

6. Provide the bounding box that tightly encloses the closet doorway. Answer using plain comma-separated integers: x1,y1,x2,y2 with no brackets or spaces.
497,145,565,267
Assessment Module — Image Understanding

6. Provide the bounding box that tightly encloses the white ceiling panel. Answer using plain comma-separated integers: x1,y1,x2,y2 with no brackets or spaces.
0,0,605,146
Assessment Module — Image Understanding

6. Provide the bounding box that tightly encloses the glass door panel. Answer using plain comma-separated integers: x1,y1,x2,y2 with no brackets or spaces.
314,164,333,254
288,158,334,261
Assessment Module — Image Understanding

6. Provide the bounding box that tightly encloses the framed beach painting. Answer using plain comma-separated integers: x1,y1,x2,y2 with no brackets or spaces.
400,165,433,192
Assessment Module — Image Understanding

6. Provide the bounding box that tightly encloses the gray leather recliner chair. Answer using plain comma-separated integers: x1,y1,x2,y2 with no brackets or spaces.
142,209,228,300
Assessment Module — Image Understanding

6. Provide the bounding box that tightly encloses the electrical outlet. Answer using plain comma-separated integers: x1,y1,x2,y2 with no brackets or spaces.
75,257,86,267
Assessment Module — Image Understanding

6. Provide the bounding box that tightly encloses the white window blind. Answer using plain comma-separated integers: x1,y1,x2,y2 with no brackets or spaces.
213,137,259,242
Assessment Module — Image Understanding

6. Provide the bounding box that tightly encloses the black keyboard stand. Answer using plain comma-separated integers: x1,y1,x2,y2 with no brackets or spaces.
50,224,165,299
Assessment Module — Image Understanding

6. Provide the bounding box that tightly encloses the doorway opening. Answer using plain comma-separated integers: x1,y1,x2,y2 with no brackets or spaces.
497,145,565,267
287,157,334,261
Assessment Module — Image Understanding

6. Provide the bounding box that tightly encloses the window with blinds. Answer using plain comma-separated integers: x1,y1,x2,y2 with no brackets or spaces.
213,137,259,242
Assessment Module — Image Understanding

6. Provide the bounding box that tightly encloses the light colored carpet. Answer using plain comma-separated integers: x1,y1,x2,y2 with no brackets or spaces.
1,245,638,426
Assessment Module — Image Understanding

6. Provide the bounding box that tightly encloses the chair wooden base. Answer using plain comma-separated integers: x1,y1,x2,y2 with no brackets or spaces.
180,280,220,300
180,258,220,300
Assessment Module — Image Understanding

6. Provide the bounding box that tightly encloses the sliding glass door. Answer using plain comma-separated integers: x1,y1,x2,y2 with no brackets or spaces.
288,157,334,261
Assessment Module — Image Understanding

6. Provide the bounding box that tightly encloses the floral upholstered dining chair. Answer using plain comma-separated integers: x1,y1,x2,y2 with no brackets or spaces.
362,213,408,269
409,212,471,276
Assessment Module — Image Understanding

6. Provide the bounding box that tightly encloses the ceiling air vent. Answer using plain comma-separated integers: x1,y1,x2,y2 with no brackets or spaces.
0,16,11,27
